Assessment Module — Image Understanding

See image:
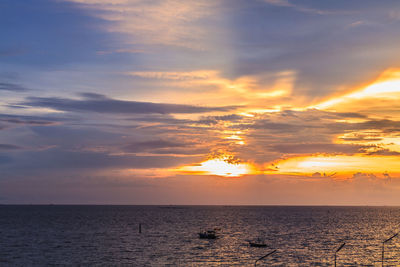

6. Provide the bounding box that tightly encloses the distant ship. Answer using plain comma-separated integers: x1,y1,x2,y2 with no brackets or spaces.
248,237,267,247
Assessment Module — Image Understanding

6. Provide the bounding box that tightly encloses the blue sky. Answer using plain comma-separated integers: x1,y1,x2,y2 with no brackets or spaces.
2,0,400,204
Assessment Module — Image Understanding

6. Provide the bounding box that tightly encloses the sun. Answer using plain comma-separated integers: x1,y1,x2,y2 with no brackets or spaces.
198,158,252,177
179,155,254,177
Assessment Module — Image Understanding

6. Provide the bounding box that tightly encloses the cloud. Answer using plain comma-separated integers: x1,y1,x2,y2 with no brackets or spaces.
150,147,209,156
197,114,245,125
123,139,187,153
323,119,400,135
272,143,370,155
366,149,400,156
129,71,216,81
0,82,28,92
20,94,237,114
210,108,400,169
0,114,59,126
335,112,367,119
0,148,199,173
262,0,335,15
67,0,220,49
127,70,296,108
0,144,20,150
126,115,192,125
237,110,400,141
121,139,209,156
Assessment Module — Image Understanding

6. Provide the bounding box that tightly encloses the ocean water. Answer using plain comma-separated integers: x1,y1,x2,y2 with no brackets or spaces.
1,206,400,266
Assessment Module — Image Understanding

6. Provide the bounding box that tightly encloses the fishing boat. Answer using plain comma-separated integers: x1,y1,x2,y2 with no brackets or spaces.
248,237,267,247
198,230,217,239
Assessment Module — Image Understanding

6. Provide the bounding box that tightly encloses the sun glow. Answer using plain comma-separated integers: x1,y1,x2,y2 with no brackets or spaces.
271,155,400,176
180,155,254,177
313,69,400,110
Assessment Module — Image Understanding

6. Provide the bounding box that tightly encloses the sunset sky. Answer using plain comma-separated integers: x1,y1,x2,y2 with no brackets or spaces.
2,0,400,204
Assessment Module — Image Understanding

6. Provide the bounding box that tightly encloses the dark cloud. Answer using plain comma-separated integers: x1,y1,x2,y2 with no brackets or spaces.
26,125,122,151
151,147,209,155
0,118,55,126
240,110,400,138
226,109,400,162
323,119,400,134
0,114,59,126
0,82,28,92
0,144,20,150
358,119,400,132
311,172,336,179
126,113,247,127
6,105,30,109
0,149,199,173
352,172,378,180
20,94,237,114
248,120,321,132
197,114,245,125
124,139,187,153
78,92,108,99
272,143,370,154
366,149,400,156
122,139,208,155
126,115,192,125
335,112,367,119
339,136,382,142
283,109,367,120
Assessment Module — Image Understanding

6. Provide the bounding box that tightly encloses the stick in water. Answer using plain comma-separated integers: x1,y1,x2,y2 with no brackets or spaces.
254,249,277,266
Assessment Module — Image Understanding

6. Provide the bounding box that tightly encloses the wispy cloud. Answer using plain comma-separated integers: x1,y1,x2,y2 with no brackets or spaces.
0,82,28,92
271,143,372,155
123,139,187,153
19,93,237,114
0,114,59,126
263,0,334,15
0,144,20,150
128,70,296,108
67,0,220,49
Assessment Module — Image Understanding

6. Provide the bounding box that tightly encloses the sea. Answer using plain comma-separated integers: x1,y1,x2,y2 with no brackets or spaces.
1,205,400,266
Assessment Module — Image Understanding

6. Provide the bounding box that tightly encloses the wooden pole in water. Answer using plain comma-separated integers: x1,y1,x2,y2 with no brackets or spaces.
381,232,398,267
254,249,277,266
334,253,336,267
334,242,345,267
139,223,142,234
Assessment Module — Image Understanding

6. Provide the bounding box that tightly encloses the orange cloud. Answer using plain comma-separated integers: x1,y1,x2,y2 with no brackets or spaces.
312,69,400,115
127,70,296,109
269,154,400,178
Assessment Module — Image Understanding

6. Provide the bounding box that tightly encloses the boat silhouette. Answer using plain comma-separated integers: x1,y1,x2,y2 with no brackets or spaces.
198,230,217,239
248,237,267,247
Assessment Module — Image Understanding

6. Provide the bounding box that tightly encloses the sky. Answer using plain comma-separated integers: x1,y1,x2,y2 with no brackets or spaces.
2,0,400,205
